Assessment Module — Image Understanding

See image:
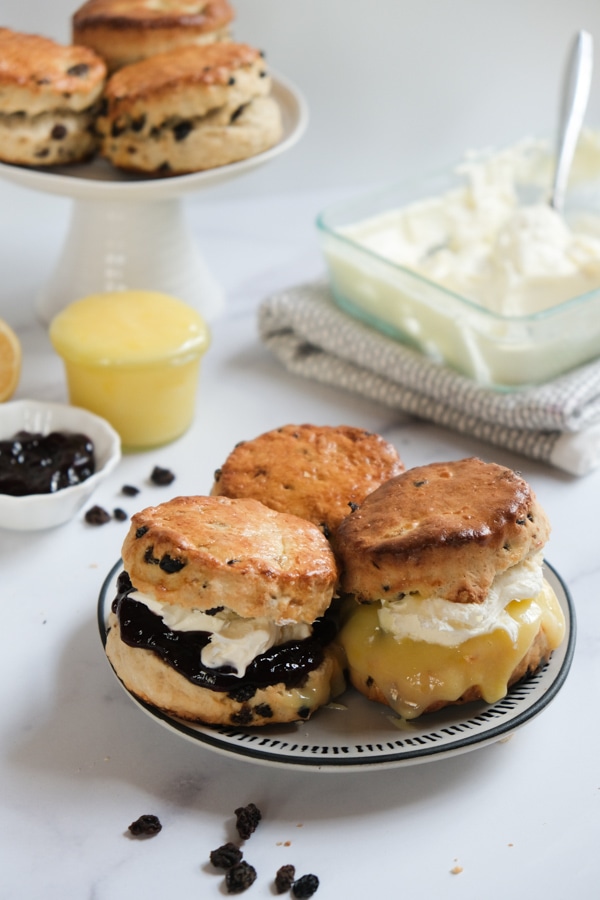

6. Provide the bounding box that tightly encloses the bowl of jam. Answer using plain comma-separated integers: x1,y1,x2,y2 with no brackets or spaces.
0,399,121,530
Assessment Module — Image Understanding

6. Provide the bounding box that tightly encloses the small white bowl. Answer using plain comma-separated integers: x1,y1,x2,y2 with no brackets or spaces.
0,399,121,530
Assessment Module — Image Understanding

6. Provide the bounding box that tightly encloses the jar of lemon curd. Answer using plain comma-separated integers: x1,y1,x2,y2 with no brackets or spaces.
50,290,210,450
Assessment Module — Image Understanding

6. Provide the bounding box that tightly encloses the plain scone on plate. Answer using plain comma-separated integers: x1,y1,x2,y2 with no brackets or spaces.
211,423,405,537
0,27,106,166
96,41,283,174
72,0,235,73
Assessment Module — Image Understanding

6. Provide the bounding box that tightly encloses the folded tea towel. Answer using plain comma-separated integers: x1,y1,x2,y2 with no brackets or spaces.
258,281,600,476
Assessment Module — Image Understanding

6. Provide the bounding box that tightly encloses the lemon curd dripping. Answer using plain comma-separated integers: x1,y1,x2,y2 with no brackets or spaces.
50,290,210,449
338,581,565,720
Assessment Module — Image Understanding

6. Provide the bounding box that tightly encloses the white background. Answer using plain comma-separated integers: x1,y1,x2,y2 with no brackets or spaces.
2,5,600,899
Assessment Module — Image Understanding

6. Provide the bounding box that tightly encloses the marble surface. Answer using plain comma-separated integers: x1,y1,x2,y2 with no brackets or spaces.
1,172,599,900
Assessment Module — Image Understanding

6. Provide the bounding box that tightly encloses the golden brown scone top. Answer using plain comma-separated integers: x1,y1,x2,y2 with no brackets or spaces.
73,0,235,32
211,424,405,536
121,495,338,623
333,457,550,605
0,27,106,111
103,41,262,102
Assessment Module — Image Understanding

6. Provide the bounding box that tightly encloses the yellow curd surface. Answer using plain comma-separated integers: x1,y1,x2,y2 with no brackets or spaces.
50,290,210,449
338,581,565,720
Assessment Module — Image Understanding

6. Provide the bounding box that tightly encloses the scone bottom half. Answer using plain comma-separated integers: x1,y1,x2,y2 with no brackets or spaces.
106,495,346,727
332,457,566,720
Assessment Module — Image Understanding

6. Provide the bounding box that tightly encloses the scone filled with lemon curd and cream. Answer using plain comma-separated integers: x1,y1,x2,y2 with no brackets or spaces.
333,457,566,720
106,495,345,726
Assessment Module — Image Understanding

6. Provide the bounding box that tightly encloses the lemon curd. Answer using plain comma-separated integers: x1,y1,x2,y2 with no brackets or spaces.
338,581,565,720
50,290,210,449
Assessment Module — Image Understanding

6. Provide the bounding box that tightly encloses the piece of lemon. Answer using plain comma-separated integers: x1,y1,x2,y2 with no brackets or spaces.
0,318,22,401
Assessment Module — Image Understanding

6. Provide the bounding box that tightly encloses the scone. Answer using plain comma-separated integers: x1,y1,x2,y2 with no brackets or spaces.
106,495,346,726
333,457,566,719
96,41,282,174
212,424,405,537
73,0,235,73
0,27,106,166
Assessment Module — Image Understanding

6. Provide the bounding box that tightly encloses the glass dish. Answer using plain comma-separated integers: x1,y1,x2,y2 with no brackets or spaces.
316,141,600,389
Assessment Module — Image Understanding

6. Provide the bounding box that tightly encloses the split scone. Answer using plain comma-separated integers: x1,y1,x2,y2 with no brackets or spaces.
333,457,566,719
97,42,282,174
212,423,405,538
73,0,235,73
0,27,106,166
106,495,346,726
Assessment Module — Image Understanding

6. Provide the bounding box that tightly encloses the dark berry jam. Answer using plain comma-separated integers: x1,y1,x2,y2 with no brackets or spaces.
112,571,336,693
0,430,95,496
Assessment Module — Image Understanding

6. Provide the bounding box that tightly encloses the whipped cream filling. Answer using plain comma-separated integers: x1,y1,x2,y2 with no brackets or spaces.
130,590,311,677
377,553,545,648
344,135,600,315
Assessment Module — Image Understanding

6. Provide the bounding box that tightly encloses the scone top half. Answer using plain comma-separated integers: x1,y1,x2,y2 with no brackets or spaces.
0,27,106,115
122,494,338,625
212,423,405,538
73,0,235,72
334,457,550,605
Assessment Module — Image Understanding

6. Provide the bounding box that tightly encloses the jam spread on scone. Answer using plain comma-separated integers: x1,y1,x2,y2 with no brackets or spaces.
112,571,337,693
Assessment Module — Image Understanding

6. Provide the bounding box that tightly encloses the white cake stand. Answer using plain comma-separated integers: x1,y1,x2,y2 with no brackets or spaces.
0,74,308,324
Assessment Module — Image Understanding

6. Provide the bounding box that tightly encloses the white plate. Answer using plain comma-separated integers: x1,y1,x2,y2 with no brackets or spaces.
98,560,575,772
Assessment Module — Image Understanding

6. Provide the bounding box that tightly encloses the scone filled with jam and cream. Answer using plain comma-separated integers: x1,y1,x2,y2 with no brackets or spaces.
106,495,345,726
332,457,565,720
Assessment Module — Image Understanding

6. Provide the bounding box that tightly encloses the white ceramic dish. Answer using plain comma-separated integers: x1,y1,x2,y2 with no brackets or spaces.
98,560,574,772
0,399,121,530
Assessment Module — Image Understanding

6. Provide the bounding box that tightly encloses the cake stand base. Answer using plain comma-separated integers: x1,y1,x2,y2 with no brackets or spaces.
0,74,307,327
35,197,224,325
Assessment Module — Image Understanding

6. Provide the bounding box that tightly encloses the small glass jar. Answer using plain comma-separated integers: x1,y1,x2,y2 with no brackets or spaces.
50,290,210,449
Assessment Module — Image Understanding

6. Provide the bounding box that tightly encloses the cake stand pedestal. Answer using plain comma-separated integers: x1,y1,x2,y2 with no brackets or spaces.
0,74,307,325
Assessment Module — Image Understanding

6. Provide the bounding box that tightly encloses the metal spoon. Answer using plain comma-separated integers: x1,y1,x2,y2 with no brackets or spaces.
550,29,594,213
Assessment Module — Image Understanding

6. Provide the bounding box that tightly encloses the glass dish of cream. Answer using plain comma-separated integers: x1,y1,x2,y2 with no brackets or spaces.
317,130,600,389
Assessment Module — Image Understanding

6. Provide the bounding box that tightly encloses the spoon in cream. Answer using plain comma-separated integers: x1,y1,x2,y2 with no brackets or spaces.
550,29,594,213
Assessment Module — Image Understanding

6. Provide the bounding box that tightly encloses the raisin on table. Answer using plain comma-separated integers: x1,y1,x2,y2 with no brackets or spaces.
150,465,175,486
293,873,320,898
85,505,111,525
128,814,162,837
225,861,257,893
210,842,243,869
234,803,262,840
275,864,296,893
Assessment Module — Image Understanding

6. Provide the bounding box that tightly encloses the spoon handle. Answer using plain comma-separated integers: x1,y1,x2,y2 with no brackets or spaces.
551,29,594,213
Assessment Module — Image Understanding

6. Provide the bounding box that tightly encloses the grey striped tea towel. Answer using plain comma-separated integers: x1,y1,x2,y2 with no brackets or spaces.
258,281,600,476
